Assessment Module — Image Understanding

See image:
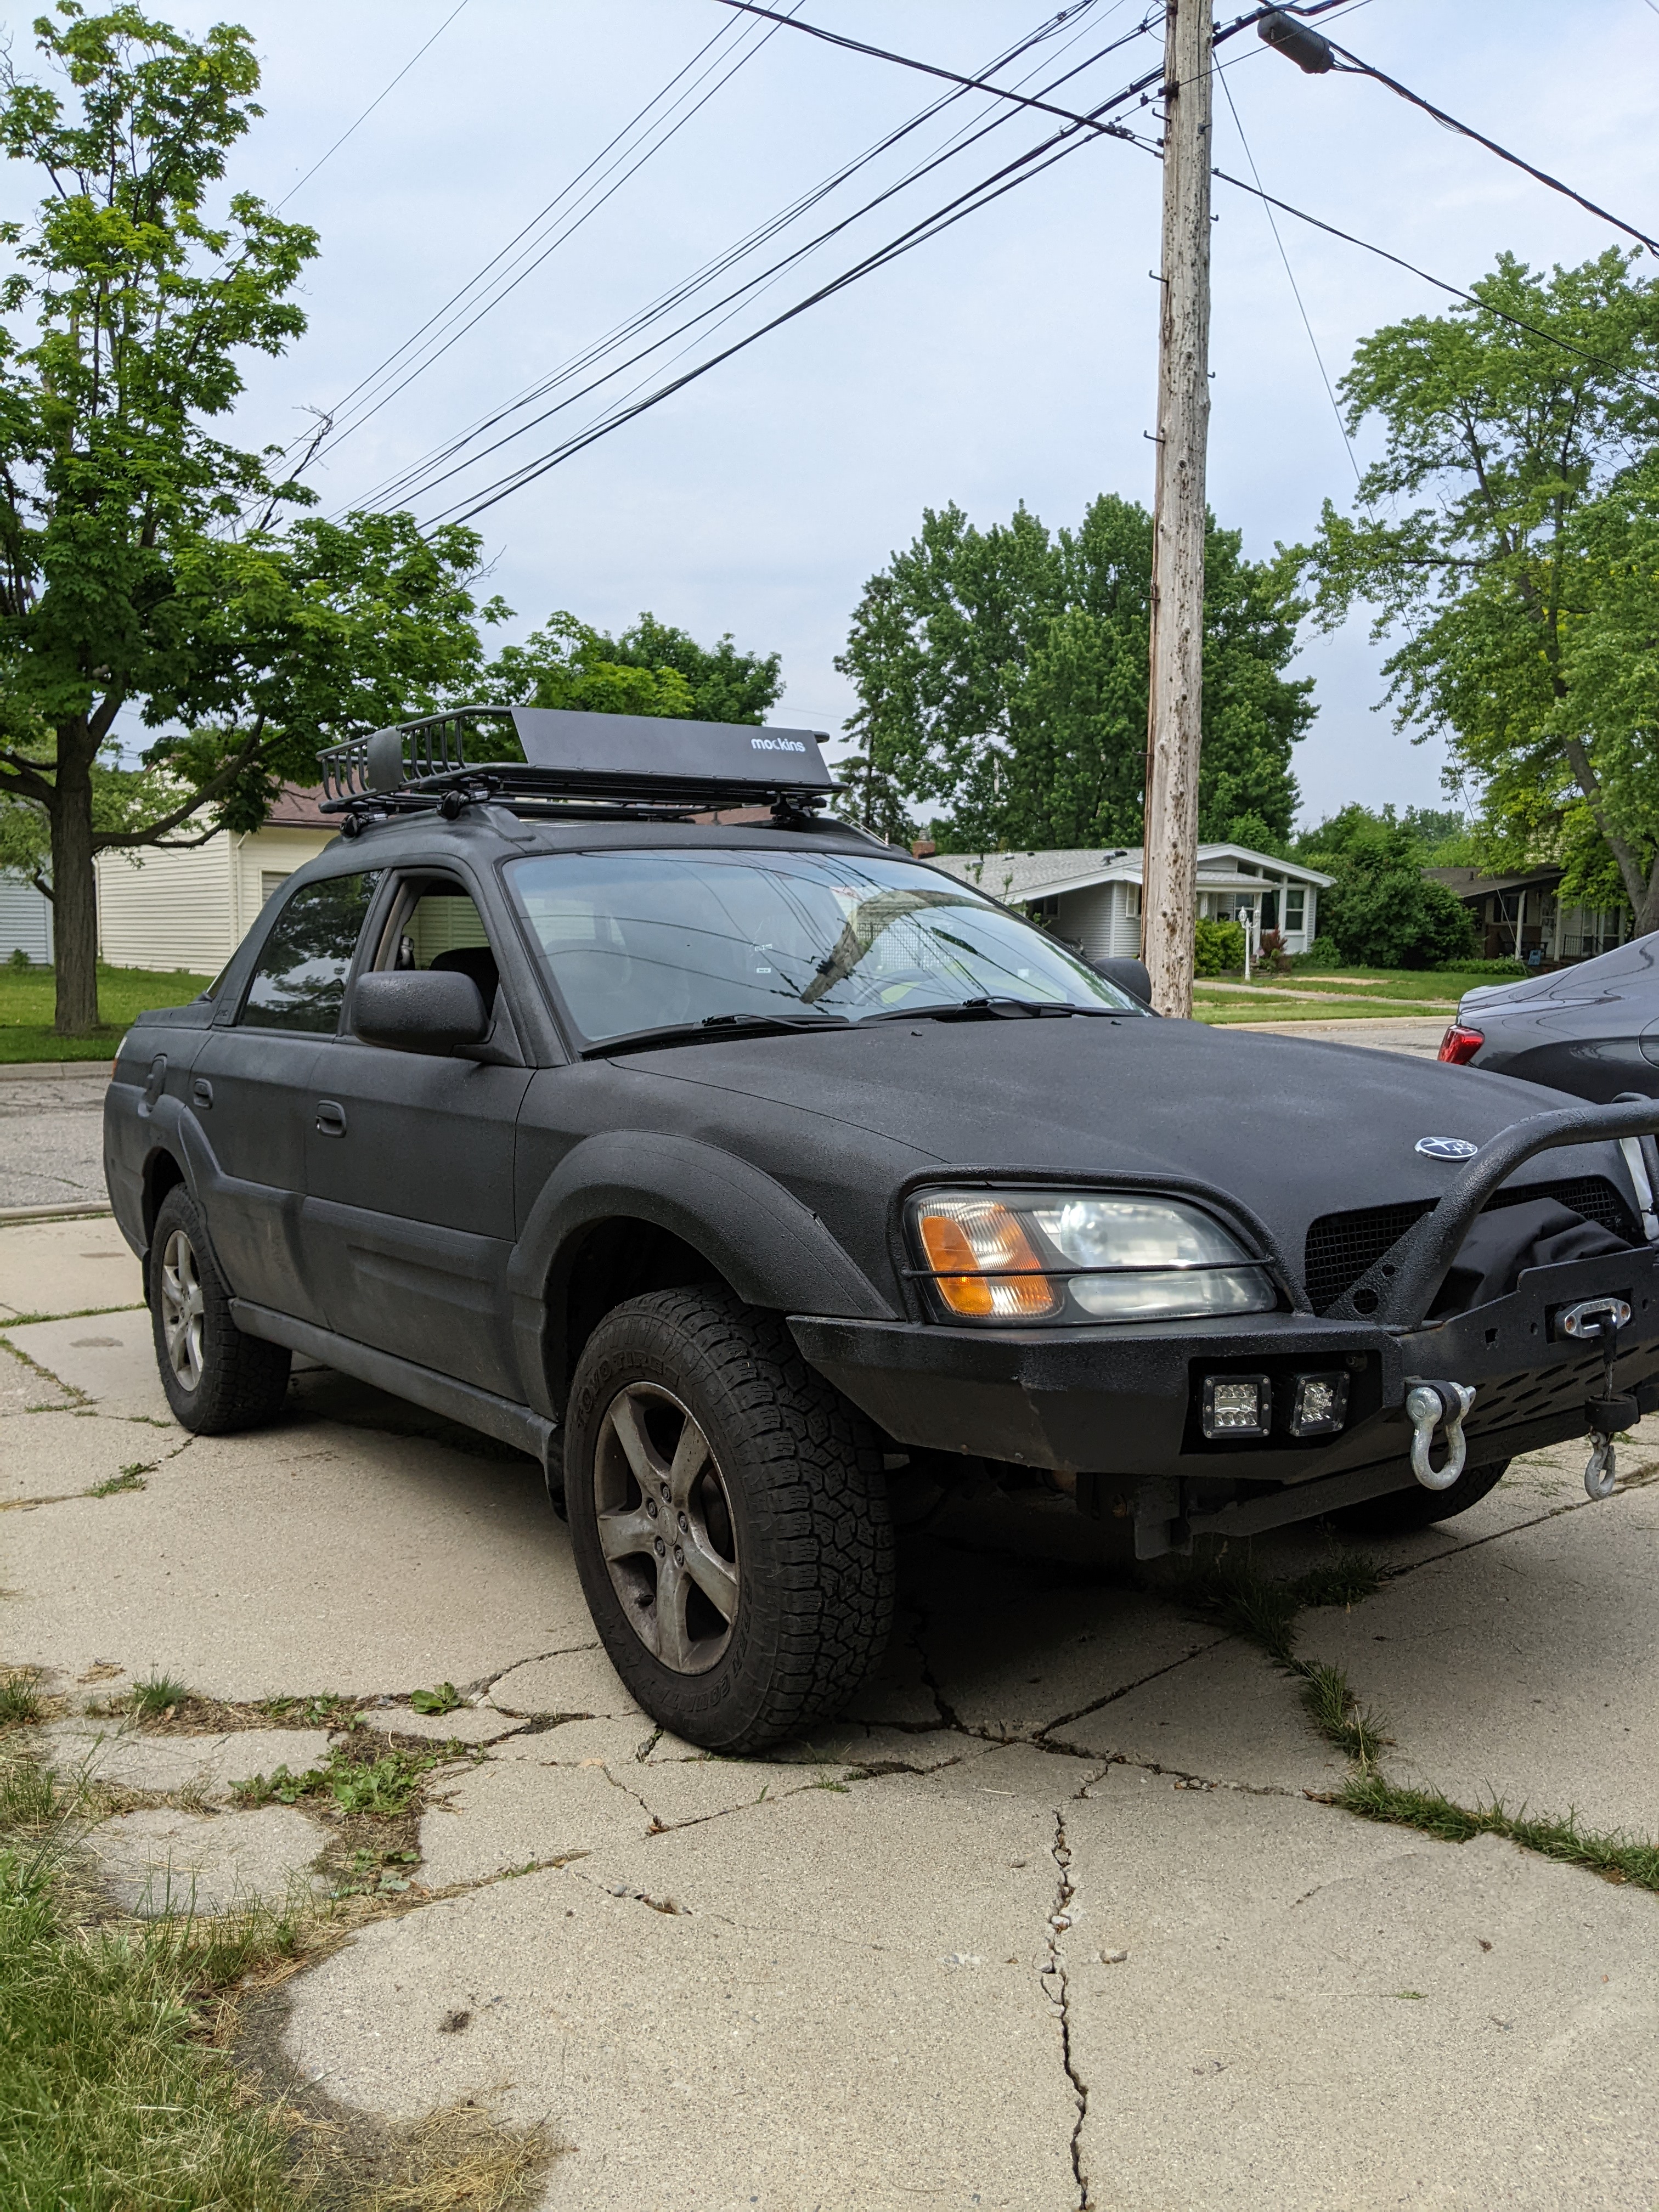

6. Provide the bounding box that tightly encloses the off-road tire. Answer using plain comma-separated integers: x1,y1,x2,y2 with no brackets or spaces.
564,1288,895,1753
149,1186,292,1433
1339,1458,1510,1534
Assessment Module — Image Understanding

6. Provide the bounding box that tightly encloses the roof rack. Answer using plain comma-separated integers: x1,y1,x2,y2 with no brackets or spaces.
318,705,837,827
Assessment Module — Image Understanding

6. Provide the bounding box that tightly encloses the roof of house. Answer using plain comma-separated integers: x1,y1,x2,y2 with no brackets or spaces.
1425,864,1563,901
930,843,1333,901
264,783,332,830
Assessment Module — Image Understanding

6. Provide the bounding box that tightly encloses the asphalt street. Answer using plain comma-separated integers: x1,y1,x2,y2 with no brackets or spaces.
5,1187,1659,2208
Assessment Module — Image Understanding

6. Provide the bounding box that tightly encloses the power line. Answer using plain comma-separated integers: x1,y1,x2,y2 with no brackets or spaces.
295,8,781,461
276,0,472,210
1216,67,1358,478
358,5,1155,516
1309,29,1659,257
356,3,1124,510
425,92,1142,525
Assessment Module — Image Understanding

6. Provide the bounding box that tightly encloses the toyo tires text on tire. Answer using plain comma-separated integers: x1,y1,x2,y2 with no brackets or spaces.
563,1288,895,1754
148,1185,292,1433
1339,1457,1511,1534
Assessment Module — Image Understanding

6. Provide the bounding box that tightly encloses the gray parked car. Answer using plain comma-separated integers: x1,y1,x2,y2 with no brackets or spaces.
104,708,1659,1751
1440,934,1659,1100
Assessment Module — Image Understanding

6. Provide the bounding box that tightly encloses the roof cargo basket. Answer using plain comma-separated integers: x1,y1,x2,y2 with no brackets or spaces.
318,705,836,823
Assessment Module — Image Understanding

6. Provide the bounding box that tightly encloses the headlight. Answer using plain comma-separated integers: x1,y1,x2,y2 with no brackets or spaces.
908,1189,1277,1325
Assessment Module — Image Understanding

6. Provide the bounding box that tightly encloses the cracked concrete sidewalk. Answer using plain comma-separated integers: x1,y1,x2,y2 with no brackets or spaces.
5,1223,1659,2208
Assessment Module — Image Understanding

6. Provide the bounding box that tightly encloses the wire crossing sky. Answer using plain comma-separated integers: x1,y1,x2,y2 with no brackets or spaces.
110,1,1659,819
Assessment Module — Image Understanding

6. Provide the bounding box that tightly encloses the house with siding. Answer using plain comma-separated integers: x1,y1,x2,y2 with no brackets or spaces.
1423,865,1628,966
930,844,1332,960
0,872,53,966
95,786,335,974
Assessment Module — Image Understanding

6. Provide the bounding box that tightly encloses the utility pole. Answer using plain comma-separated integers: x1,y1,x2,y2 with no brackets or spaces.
1141,0,1213,1017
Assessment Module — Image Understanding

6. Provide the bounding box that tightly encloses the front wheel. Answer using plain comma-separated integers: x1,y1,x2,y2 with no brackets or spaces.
1339,1458,1510,1534
149,1186,292,1432
564,1289,895,1753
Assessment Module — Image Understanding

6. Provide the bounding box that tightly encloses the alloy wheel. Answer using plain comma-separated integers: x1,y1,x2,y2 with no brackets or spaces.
160,1227,205,1392
594,1381,740,1674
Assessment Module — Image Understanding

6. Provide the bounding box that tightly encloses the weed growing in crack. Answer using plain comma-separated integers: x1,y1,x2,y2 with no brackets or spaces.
131,1672,188,1719
255,1690,354,1728
1339,1773,1659,1893
86,1461,153,1497
0,1669,44,1727
1175,1552,1389,1767
234,1745,438,1817
409,1682,462,1717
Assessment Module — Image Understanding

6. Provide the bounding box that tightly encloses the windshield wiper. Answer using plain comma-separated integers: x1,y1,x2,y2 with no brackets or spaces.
868,996,1111,1022
583,1011,851,1058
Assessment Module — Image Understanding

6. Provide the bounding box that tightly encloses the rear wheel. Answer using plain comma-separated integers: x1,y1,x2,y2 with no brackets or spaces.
149,1187,291,1432
564,1289,894,1753
1339,1458,1510,1534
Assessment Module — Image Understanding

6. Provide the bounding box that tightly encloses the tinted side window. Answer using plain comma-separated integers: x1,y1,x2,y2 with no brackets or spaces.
241,873,379,1033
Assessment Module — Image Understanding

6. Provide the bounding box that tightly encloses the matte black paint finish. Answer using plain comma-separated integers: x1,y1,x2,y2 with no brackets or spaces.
102,806,1659,1526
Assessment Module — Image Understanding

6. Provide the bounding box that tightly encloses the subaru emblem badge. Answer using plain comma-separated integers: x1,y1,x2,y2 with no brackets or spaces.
1415,1136,1480,1161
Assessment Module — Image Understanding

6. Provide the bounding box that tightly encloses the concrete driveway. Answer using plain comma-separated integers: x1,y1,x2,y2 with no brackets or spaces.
5,1216,1659,2209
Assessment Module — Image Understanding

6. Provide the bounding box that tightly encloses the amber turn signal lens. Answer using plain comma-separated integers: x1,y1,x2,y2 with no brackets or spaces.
915,1200,1063,1321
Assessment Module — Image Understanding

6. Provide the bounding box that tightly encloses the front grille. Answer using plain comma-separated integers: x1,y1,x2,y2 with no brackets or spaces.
1303,1175,1640,1315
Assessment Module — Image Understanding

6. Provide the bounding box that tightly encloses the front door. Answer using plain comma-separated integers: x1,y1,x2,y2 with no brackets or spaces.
302,871,532,1398
190,869,381,1323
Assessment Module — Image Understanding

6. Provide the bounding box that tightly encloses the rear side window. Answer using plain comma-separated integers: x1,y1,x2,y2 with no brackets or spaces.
241,873,379,1033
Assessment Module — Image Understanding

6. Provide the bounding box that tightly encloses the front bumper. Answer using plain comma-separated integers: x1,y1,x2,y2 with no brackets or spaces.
790,1243,1659,1490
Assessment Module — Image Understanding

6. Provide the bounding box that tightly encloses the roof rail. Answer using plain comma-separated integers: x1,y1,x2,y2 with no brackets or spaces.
318,704,837,825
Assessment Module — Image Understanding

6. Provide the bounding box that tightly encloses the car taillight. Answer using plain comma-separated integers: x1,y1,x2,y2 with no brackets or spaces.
1438,1023,1483,1065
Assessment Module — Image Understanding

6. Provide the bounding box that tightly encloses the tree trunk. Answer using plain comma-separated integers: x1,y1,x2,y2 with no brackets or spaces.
49,731,100,1037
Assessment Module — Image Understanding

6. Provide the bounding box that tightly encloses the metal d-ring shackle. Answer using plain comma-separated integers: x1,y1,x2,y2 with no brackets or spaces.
1404,1380,1477,1491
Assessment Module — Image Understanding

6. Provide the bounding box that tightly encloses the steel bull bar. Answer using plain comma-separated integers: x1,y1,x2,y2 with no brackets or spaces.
1328,1096,1659,1499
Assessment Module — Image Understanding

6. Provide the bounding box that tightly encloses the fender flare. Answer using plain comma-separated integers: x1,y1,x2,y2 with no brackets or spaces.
507,1131,895,1416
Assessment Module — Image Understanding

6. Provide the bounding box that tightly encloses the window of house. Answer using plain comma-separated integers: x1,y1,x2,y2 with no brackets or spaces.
241,872,380,1032
260,870,291,906
1124,884,1142,918
1284,887,1306,933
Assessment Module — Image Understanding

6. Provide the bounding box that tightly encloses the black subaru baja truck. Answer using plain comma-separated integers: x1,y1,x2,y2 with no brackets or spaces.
105,708,1659,1752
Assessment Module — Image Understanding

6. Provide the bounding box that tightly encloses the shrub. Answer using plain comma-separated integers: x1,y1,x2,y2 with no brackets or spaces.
1437,955,1526,978
1194,918,1246,976
1295,934,1342,970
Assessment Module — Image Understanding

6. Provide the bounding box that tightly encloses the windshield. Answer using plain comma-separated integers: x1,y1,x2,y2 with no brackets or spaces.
505,848,1139,1045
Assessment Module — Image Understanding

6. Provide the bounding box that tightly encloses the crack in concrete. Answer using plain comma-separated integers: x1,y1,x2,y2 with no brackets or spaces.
1042,1810,1088,2208
1037,1638,1225,1741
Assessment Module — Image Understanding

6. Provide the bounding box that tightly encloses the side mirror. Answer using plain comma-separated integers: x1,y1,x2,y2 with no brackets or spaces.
1091,956,1154,1008
353,969,489,1056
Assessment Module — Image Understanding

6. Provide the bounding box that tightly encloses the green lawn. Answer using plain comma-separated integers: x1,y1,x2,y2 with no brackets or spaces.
0,963,215,1064
1190,965,1500,1025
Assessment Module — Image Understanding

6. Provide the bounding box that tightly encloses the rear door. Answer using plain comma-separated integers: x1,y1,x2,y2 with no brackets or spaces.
191,869,381,1322
302,868,533,1397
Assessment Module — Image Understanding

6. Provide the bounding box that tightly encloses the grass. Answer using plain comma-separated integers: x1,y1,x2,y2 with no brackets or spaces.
0,1745,304,2210
1190,963,1505,1025
1176,1549,1391,1764
0,961,213,1064
1183,1547,1659,1895
86,1460,153,1498
1339,1772,1659,1893
233,1745,439,1818
0,1671,44,1727
131,1671,189,1718
256,1692,354,1728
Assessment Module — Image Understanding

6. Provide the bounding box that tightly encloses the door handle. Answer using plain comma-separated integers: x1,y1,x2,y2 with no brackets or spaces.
315,1099,348,1138
191,1077,213,1108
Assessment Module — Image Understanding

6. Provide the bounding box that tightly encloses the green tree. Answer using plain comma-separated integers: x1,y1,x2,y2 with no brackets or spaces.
1295,805,1477,969
479,610,782,724
1304,249,1659,932
835,494,1311,850
0,7,498,1036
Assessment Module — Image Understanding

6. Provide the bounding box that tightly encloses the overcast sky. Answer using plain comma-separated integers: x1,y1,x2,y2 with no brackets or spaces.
16,0,1659,825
